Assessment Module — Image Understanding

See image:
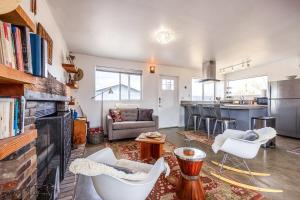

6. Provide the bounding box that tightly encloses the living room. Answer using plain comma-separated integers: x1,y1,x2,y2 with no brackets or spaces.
0,0,300,200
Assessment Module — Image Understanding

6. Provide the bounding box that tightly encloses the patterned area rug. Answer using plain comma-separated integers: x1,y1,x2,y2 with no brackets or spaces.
107,140,264,200
177,130,215,146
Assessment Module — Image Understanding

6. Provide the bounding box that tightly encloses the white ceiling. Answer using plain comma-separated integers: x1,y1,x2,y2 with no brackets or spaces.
47,0,300,70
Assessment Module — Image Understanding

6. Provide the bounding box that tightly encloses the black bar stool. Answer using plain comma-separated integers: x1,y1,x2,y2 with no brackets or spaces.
186,104,202,132
212,104,237,136
198,104,216,138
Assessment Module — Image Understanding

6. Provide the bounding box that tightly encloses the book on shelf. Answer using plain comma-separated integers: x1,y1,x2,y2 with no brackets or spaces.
0,97,26,139
41,38,48,78
0,20,47,77
0,21,15,68
30,33,42,77
19,26,33,74
12,25,24,71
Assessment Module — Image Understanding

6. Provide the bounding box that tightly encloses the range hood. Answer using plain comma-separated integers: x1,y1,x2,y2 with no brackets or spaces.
200,60,220,82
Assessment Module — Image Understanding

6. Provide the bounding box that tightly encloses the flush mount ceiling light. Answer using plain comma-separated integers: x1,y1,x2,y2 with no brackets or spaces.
155,27,175,45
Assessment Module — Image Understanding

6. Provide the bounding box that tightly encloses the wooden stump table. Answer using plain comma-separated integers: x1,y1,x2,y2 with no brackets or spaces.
174,147,207,200
135,133,166,160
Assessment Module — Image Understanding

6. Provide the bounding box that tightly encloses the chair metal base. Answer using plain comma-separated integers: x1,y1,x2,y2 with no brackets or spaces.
218,153,256,184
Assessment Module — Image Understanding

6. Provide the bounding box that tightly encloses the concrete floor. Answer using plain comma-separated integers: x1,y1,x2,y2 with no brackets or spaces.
78,127,300,200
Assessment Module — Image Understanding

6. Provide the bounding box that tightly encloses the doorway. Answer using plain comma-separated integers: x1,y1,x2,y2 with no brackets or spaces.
158,75,179,128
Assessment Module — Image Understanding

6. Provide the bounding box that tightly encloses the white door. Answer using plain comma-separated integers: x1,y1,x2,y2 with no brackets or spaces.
158,76,179,128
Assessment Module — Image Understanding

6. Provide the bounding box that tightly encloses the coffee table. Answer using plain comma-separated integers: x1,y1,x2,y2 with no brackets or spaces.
174,147,207,200
135,132,166,160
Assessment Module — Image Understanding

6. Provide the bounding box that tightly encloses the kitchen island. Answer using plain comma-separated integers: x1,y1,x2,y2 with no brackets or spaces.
181,101,268,131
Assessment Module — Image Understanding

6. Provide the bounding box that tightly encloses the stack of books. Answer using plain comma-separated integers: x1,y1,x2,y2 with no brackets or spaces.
0,97,25,139
0,20,48,77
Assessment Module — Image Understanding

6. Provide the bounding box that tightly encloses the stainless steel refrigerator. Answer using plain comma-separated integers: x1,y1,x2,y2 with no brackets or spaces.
269,79,300,138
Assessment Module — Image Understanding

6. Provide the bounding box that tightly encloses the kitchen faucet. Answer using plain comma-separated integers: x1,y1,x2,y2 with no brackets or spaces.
240,96,245,104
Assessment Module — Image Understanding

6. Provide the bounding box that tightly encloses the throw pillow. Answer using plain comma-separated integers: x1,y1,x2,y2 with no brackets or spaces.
242,130,259,141
138,109,153,121
110,109,122,122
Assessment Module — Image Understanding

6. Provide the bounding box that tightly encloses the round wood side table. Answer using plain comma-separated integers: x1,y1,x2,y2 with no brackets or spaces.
174,147,206,200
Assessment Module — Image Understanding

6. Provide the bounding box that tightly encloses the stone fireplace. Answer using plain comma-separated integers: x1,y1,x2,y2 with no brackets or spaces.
0,75,71,200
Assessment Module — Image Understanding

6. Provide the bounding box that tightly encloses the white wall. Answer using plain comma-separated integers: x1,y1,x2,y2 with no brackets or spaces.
225,56,300,82
71,53,201,128
21,0,69,83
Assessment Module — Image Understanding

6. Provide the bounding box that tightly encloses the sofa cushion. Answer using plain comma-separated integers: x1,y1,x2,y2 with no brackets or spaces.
112,121,155,130
119,108,138,121
138,108,153,121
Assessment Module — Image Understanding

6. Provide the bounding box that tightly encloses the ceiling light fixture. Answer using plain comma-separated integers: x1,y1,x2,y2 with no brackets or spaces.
155,27,175,44
219,59,252,74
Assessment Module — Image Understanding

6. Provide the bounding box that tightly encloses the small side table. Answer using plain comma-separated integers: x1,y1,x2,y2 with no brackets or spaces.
135,133,166,160
174,147,206,200
73,118,87,145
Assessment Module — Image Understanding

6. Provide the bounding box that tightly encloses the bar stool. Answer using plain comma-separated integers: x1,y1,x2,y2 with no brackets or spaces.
198,104,216,138
212,104,237,136
186,104,202,132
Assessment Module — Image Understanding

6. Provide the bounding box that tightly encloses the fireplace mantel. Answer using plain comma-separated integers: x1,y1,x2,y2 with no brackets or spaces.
25,90,70,102
24,73,71,102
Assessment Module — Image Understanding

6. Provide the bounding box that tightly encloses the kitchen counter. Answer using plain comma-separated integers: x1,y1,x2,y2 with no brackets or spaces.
181,101,268,131
181,101,268,110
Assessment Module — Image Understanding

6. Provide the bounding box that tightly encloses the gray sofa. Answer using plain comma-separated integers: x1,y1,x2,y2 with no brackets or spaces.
106,108,158,141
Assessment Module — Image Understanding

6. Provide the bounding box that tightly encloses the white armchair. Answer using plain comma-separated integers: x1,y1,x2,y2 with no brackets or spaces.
212,127,277,177
86,148,165,200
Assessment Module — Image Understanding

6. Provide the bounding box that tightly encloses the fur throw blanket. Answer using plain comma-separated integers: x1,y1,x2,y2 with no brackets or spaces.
69,158,170,181
212,127,276,153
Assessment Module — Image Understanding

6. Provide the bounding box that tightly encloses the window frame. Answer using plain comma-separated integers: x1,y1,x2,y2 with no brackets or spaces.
161,79,175,91
192,78,225,101
227,75,268,97
95,66,142,101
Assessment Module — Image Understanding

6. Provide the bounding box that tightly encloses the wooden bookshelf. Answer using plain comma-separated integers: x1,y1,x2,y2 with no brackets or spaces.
66,82,79,89
62,64,78,73
0,64,36,84
0,129,37,160
0,6,36,32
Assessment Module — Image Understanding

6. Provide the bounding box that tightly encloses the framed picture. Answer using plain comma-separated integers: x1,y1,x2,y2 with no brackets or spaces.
37,23,53,65
31,0,37,15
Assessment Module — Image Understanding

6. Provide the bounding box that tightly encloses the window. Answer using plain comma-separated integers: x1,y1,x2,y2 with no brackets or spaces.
215,81,225,100
162,79,174,90
228,76,268,96
203,82,215,101
95,67,142,101
192,79,203,100
192,78,225,101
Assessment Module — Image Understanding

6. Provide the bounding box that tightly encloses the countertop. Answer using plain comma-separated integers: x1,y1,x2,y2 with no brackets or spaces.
181,101,268,110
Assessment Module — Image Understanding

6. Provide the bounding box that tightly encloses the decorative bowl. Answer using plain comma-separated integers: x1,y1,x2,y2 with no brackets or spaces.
145,132,162,138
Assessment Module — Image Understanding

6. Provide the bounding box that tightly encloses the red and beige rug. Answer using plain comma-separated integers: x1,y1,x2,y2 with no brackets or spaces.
177,130,215,146
107,140,264,200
